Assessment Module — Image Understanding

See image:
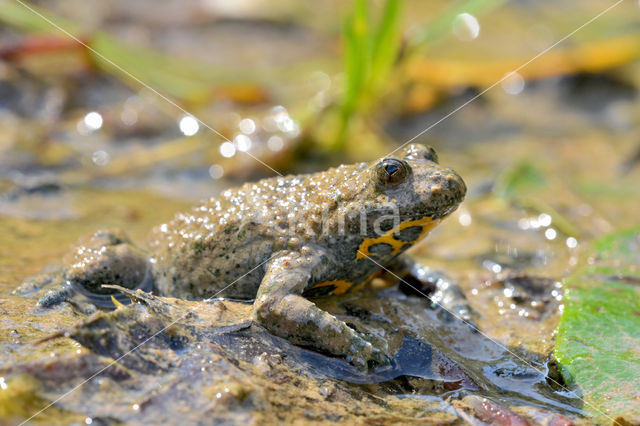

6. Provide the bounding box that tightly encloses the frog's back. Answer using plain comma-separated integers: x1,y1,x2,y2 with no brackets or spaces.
149,164,368,300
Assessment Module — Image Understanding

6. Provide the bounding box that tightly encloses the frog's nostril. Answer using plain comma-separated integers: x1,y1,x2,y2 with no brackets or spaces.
446,172,466,199
447,176,459,189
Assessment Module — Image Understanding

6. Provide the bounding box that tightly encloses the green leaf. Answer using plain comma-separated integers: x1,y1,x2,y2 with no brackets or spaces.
369,0,402,95
336,0,404,149
554,227,640,423
341,0,373,119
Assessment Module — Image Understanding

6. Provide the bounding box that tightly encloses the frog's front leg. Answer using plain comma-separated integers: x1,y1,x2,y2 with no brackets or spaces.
386,255,476,330
253,249,390,371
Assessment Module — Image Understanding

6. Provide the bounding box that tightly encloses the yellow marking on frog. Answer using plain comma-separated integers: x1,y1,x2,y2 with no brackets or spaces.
349,281,367,293
350,270,384,293
356,217,441,260
308,279,353,295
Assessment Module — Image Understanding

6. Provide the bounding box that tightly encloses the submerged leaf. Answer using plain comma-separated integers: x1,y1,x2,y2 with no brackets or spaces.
555,227,640,424
494,161,580,237
495,160,546,199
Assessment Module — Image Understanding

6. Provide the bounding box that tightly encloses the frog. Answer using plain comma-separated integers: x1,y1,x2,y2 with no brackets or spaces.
29,144,470,370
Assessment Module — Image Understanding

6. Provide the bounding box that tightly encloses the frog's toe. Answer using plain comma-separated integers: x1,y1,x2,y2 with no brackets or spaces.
436,303,478,332
348,336,391,371
430,278,478,331
348,350,391,372
36,283,75,309
368,347,392,371
347,354,369,371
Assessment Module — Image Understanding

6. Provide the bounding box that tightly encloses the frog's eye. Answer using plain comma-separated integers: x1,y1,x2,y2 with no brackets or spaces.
373,159,410,187
423,146,439,163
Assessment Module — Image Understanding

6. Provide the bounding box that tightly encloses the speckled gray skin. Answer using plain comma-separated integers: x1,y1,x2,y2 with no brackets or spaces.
37,144,467,370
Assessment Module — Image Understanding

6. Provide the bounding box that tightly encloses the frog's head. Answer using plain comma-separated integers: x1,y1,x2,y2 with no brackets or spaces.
368,144,466,219
353,144,465,257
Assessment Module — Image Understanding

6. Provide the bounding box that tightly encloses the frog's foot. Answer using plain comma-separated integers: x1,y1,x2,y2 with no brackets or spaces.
388,255,477,331
36,278,75,308
35,278,100,314
252,250,391,371
426,269,477,331
35,229,152,309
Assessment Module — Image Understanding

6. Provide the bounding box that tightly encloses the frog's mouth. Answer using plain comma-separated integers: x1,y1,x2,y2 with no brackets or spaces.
441,203,462,218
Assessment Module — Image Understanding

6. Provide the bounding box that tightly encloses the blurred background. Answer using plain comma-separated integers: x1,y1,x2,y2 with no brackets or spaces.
0,0,639,423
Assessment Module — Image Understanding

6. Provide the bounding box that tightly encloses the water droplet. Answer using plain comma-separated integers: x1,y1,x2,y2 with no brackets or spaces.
309,71,331,91
545,228,557,240
85,418,93,425
267,135,284,152
92,150,110,166
132,403,140,411
458,211,472,226
566,237,578,248
179,115,199,136
538,213,552,227
234,134,252,152
238,118,256,135
84,112,103,131
220,142,236,158
278,117,295,133
120,108,138,126
452,13,480,41
209,164,224,179
271,105,299,136
312,91,328,109
501,72,525,95
271,105,288,116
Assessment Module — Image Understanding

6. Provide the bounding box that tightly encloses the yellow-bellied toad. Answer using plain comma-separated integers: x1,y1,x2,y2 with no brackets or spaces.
34,144,468,370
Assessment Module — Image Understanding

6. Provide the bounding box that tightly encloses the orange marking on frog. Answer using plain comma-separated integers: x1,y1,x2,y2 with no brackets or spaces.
356,217,440,260
308,279,353,295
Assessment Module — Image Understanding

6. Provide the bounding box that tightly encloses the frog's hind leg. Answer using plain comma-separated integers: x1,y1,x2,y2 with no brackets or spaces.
15,272,76,309
35,229,151,309
386,255,477,331
252,249,390,371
